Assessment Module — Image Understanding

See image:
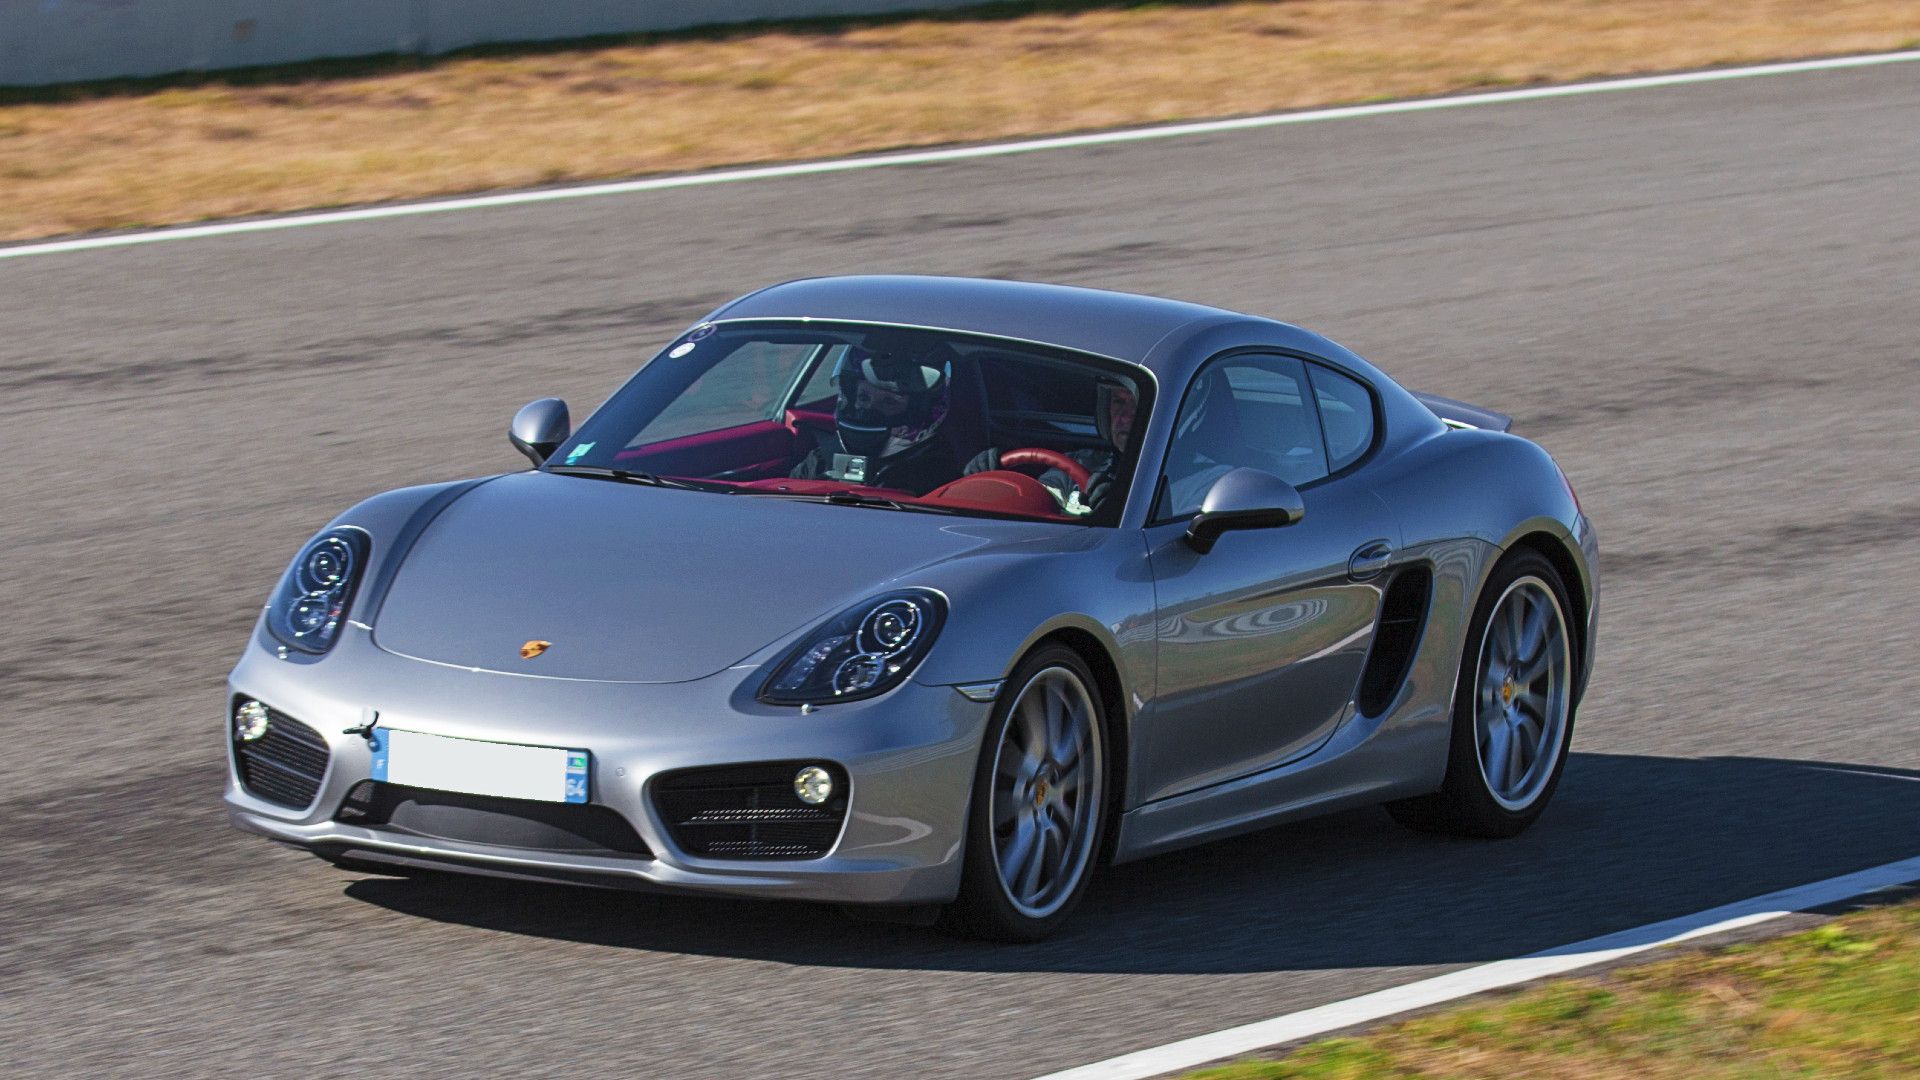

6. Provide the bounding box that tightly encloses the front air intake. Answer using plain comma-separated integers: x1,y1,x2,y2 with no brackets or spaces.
335,781,652,859
652,762,848,860
233,702,330,809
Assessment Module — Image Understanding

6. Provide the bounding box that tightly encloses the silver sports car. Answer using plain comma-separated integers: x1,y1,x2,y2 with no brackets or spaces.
226,275,1597,941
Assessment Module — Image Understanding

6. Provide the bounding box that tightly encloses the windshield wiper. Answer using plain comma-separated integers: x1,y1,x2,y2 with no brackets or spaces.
823,490,914,510
732,487,955,513
544,465,716,491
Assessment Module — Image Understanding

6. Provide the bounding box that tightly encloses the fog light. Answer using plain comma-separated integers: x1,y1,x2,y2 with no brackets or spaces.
234,700,271,743
793,765,834,805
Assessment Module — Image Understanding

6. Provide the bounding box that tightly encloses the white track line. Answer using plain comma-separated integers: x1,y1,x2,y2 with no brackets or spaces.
4,48,1918,262
1031,854,1920,1080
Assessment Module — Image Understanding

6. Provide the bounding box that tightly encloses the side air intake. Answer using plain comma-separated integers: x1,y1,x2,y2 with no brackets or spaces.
1356,565,1433,717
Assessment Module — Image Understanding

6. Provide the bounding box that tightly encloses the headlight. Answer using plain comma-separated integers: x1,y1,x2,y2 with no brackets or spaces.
266,527,369,654
760,590,945,705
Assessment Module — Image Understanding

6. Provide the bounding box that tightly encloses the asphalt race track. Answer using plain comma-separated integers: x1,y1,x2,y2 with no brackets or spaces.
3,61,1918,1080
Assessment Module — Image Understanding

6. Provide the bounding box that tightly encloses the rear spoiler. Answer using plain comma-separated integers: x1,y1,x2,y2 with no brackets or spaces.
1413,392,1514,433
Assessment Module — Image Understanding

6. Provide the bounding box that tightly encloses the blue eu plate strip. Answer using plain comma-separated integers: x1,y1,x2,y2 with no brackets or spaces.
565,751,590,804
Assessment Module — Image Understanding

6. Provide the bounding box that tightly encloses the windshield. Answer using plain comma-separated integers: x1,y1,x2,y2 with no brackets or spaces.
551,320,1152,525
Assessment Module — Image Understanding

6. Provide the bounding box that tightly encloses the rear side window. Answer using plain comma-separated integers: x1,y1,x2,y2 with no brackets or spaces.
1307,364,1376,472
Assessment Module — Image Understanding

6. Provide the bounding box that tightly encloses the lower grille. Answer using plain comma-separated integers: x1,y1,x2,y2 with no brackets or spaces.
335,781,652,859
234,703,329,809
652,762,848,860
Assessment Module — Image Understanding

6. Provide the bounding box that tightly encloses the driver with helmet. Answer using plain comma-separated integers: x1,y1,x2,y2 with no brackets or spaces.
964,377,1137,513
790,337,960,495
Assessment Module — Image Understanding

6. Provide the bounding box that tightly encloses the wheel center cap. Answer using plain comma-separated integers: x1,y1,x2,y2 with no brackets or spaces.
1033,778,1050,807
1500,679,1515,705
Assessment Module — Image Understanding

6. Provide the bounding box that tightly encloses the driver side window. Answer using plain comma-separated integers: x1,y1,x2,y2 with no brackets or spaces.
792,345,851,408
1157,354,1329,519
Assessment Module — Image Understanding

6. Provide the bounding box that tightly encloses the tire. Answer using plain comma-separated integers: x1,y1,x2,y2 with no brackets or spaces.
1387,548,1578,838
943,644,1109,942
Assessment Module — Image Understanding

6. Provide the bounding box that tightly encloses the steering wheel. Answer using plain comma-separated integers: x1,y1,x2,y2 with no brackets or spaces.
997,447,1092,494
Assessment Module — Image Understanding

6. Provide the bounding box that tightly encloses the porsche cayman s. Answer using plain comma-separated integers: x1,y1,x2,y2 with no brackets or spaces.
225,276,1597,941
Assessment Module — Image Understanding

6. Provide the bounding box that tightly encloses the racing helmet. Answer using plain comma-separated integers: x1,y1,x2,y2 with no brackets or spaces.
832,337,953,458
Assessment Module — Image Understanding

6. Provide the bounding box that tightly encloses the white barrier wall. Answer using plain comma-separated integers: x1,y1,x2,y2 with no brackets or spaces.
0,0,978,86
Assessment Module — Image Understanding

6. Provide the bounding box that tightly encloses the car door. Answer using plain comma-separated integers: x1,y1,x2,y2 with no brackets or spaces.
1139,352,1397,802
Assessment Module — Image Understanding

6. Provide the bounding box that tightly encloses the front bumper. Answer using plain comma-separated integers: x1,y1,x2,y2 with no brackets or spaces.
225,623,990,905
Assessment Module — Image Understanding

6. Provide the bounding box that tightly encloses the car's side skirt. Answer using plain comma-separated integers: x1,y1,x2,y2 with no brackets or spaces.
1108,703,1447,863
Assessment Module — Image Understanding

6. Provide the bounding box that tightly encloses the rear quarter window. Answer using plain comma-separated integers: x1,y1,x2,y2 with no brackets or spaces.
1307,365,1377,472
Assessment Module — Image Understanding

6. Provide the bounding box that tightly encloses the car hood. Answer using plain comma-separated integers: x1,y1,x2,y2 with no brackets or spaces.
370,471,1062,683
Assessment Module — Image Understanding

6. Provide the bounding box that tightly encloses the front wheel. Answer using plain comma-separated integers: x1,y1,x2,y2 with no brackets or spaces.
1388,549,1578,838
944,645,1109,942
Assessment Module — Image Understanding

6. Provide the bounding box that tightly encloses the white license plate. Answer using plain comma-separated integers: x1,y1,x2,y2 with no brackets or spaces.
370,728,589,804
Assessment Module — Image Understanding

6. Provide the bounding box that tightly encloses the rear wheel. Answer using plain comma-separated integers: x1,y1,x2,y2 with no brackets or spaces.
944,645,1108,942
1388,549,1577,838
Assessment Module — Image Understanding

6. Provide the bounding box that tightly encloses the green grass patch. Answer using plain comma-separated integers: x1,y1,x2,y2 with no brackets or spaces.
1183,894,1920,1079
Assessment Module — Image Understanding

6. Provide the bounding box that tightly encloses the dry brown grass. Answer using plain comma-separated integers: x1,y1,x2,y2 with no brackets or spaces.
2,0,1916,241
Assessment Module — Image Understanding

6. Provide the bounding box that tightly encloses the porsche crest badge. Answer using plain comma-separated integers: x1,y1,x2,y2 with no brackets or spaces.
520,639,552,659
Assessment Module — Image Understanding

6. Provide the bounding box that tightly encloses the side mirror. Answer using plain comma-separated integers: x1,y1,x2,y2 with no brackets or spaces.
510,398,570,466
1184,468,1305,554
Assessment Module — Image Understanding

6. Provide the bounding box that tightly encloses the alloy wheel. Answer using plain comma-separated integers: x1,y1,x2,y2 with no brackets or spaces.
1473,575,1572,811
989,665,1104,919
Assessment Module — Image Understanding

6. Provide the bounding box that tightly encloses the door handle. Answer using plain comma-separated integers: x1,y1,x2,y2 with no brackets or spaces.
1347,540,1393,581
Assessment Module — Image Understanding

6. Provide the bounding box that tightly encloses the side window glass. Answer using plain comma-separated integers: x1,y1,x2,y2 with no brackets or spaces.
792,345,848,409
1307,364,1376,471
1157,354,1328,519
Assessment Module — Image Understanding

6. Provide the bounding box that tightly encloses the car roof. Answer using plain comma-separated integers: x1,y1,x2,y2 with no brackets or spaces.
705,275,1270,371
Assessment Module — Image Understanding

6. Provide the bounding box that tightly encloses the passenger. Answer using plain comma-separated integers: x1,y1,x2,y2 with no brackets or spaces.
964,379,1137,513
790,341,961,495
